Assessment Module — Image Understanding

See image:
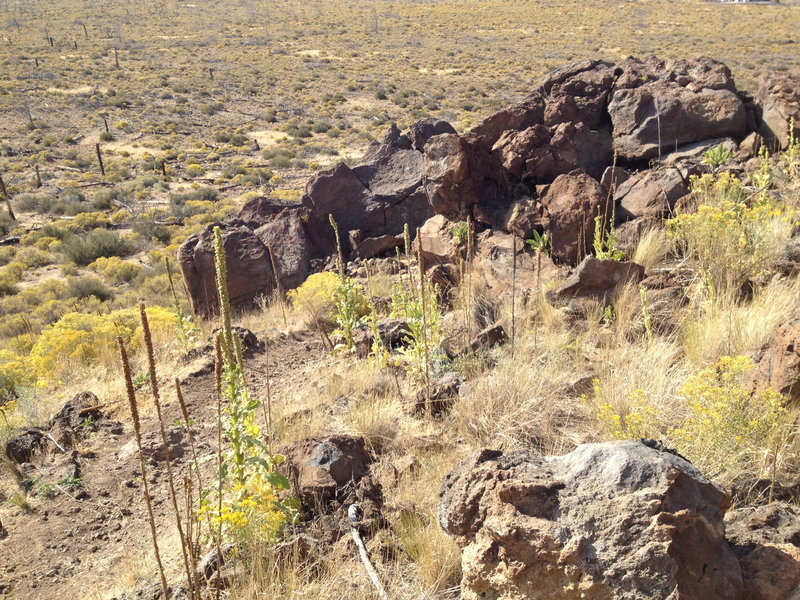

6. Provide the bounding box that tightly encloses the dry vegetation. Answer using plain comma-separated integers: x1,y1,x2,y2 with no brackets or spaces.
1,0,800,598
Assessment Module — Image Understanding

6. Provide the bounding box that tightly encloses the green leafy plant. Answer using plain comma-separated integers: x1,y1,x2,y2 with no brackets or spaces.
593,215,625,261
526,230,550,255
701,142,733,169
450,221,469,244
328,215,368,352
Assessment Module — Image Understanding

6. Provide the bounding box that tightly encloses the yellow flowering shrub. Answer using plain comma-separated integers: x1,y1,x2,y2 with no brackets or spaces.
667,172,799,291
597,356,788,485
0,350,33,402
287,271,369,322
29,306,175,384
88,256,143,284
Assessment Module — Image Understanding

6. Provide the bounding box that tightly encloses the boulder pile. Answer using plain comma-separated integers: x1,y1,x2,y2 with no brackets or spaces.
178,56,799,316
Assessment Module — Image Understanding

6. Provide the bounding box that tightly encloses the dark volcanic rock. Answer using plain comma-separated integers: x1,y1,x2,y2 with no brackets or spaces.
440,441,742,600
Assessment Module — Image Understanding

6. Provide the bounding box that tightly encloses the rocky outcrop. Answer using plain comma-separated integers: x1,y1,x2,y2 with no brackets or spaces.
180,57,795,313
609,56,746,161
439,441,742,600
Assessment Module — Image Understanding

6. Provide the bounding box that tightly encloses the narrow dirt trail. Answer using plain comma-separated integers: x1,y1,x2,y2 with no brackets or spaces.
0,328,331,600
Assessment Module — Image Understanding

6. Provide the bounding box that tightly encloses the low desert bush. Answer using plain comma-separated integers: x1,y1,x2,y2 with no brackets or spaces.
287,271,369,326
667,172,798,293
66,275,114,301
60,229,133,266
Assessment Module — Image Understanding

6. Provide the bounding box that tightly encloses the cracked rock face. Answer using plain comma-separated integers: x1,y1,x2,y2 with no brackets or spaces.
439,441,742,600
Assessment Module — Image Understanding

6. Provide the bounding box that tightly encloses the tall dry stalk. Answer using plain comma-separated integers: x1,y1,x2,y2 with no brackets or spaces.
118,337,169,600
213,334,224,600
139,303,198,598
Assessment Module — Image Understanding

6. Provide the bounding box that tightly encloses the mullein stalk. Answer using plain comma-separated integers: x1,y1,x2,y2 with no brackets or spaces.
139,303,197,598
118,337,169,600
175,379,203,569
214,334,223,600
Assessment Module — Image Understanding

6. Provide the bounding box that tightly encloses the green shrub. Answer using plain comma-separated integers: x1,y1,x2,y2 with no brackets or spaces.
67,276,114,301
60,230,133,266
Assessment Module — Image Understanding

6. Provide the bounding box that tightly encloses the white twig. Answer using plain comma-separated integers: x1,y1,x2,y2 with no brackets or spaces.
348,504,388,600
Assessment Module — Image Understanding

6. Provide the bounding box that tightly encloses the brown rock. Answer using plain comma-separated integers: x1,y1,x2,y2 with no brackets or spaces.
615,168,688,222
409,117,457,151
440,441,742,600
283,435,372,512
409,372,463,416
470,95,545,148
752,318,800,402
504,197,543,240
756,71,800,150
416,214,460,265
254,211,312,291
726,503,800,600
540,171,609,265
468,324,508,353
423,133,499,218
178,223,275,317
473,229,562,297
353,235,403,259
540,59,617,129
609,57,746,161
5,429,47,464
48,391,103,449
553,255,646,300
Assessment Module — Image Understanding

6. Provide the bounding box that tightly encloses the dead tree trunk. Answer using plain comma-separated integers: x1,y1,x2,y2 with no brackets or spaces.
95,144,105,176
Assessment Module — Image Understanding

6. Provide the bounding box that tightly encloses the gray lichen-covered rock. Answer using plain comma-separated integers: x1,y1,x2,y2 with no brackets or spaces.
439,441,742,600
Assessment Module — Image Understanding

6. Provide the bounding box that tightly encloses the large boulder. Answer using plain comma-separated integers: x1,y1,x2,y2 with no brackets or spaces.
608,57,746,161
756,71,800,150
178,223,276,317
539,59,617,129
302,125,433,255
423,133,501,218
439,441,743,600
540,171,609,265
